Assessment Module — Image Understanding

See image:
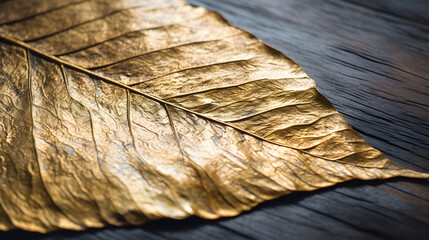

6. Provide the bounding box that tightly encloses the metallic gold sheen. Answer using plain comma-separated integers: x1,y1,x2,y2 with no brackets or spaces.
0,0,427,233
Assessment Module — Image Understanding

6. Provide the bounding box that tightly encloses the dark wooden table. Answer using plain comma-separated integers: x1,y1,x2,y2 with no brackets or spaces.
1,0,428,239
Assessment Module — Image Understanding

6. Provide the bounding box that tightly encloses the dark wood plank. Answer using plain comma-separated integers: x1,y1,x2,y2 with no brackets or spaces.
1,0,428,239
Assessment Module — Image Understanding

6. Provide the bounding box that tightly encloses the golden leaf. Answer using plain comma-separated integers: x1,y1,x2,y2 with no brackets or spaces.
0,0,427,233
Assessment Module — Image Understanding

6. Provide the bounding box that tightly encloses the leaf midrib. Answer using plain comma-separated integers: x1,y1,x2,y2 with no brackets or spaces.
0,34,406,171
0,35,296,149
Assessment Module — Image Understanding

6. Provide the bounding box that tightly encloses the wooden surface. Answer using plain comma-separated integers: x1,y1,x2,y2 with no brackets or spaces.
1,0,428,239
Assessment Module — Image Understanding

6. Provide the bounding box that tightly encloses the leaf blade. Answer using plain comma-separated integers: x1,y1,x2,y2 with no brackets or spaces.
0,0,427,233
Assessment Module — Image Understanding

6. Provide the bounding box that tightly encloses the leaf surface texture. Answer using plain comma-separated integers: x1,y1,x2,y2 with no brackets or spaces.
0,0,427,233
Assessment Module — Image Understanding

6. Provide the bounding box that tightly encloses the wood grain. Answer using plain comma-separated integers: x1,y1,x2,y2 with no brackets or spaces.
1,0,428,239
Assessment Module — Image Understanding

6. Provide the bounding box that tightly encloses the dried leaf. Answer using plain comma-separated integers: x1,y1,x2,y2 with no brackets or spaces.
0,0,427,233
